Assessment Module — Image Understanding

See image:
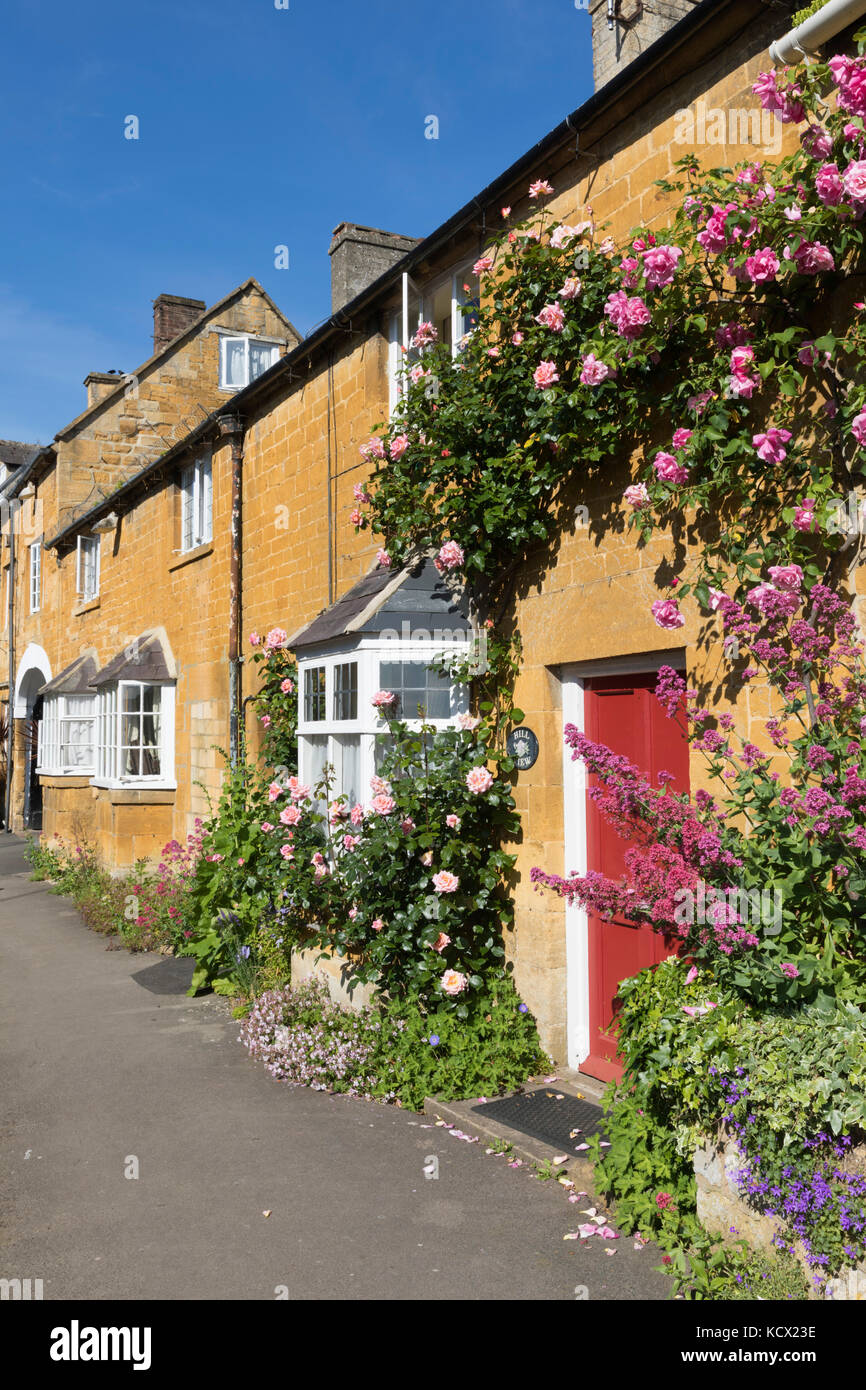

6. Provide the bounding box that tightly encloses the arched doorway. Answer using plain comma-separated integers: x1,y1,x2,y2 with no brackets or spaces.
13,645,52,832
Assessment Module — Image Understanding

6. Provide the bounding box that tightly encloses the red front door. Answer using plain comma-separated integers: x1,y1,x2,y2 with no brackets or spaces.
582,672,689,1082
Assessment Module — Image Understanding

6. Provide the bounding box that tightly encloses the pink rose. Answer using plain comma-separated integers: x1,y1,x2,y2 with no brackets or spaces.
435,540,465,572
767,564,803,592
651,599,685,630
793,240,835,274
815,163,844,206
260,714,271,729
349,508,365,528
432,871,460,894
528,179,553,198
371,918,385,932
279,844,294,861
473,255,494,275
389,434,409,460
360,436,385,460
793,498,818,532
264,628,287,650
401,817,415,835
653,451,689,486
371,794,396,815
851,410,866,446
671,428,693,449
249,631,261,647
536,303,565,333
744,247,780,283
457,713,480,731
511,331,524,344
350,803,365,826
446,814,461,830
280,678,294,694
641,244,683,288
268,782,282,802
431,933,451,953
466,766,494,795
371,689,396,709
441,968,468,995
753,428,792,463
558,277,581,300
579,353,610,386
411,321,438,348
533,360,559,389
353,482,371,503
549,224,580,248
623,483,650,509
260,822,274,833
843,160,866,203
376,549,391,568
604,290,651,339
280,806,302,826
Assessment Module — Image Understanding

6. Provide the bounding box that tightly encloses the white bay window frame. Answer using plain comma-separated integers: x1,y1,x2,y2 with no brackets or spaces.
297,637,469,810
93,681,176,789
37,694,97,775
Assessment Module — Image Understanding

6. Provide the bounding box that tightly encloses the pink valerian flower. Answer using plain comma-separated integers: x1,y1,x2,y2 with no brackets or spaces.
433,871,460,894
410,321,438,348
457,712,480,731
671,428,693,450
280,806,302,827
268,781,282,802
389,434,409,460
533,360,559,389
431,932,451,953
441,968,468,995
375,549,391,568
744,247,780,283
473,254,494,275
792,240,835,274
371,690,396,709
536,302,565,332
815,163,844,206
851,411,866,446
753,427,792,463
446,814,461,830
767,563,803,592
652,599,685,630
558,276,581,300
653,451,689,486
604,290,651,339
371,918,386,932
371,794,397,816
360,436,385,460
435,540,465,572
793,497,818,532
780,962,800,979
623,483,650,509
466,765,494,795
353,482,371,504
641,244,683,287
528,179,553,198
579,353,610,385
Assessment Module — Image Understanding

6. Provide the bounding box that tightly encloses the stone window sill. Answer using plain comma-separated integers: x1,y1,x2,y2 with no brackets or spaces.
169,542,213,572
73,596,100,617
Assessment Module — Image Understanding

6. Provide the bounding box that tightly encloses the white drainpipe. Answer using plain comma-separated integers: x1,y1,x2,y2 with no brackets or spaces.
770,0,866,65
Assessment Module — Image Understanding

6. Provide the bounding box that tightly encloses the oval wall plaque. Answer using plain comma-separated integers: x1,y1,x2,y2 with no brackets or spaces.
507,726,539,771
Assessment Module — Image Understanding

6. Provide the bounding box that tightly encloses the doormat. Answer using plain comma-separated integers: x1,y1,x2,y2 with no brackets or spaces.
470,1089,606,1151
130,956,195,995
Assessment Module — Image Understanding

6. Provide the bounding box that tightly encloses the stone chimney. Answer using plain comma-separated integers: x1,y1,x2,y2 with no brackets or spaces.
84,372,123,409
588,0,700,93
329,223,420,314
152,293,206,355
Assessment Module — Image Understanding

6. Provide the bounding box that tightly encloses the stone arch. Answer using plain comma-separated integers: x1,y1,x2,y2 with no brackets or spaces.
14,643,52,718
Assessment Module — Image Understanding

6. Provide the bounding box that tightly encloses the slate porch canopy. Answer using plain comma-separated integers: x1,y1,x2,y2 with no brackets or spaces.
287,557,472,652
88,628,179,687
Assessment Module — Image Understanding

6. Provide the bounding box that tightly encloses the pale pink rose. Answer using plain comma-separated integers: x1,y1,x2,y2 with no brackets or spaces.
744,247,780,283
549,224,580,248
409,363,429,385
287,776,309,802
411,321,438,348
851,410,866,446
753,428,792,463
371,689,396,709
533,360,559,389
360,436,385,460
421,851,433,866
268,782,282,801
466,765,494,795
349,508,365,527
371,918,385,932
348,907,359,920
260,822,274,833
371,794,397,816
653,451,689,486
473,255,494,275
783,204,802,221
623,483,650,509
353,482,371,503
389,434,409,460
457,713,480,731
431,932,451,953
767,564,803,591
446,814,461,830
793,240,835,274
536,303,565,332
280,678,294,694
441,968,468,995
279,844,294,861
843,159,866,203
708,588,727,611
376,549,392,568
651,599,685,630
329,802,349,824
815,163,844,206
501,206,511,218
528,179,553,198
432,871,460,894
206,853,224,862
558,277,581,300
350,803,365,826
598,236,615,255
370,775,391,795
487,346,500,358
249,631,261,646
511,331,525,344
671,428,693,450
642,244,683,287
264,628,287,651
579,353,610,386
435,540,465,572
342,835,360,851
280,806,302,827
260,713,271,729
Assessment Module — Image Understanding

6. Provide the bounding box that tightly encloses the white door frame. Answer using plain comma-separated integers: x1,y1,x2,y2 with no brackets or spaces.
560,649,686,1070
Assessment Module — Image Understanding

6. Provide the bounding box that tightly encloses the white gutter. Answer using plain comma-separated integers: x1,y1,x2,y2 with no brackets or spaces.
770,0,866,65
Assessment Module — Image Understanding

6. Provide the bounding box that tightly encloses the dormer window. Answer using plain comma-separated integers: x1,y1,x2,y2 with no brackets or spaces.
219,335,281,391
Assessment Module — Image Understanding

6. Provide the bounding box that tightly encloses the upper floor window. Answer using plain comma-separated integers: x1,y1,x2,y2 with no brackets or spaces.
219,335,281,391
38,694,97,775
388,265,480,415
94,681,175,786
180,455,213,552
29,541,41,614
76,535,100,602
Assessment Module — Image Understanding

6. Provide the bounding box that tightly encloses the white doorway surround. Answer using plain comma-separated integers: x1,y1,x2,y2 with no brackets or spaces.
560,650,686,1071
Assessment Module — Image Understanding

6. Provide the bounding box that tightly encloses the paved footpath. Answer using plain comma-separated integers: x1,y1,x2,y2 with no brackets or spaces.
0,838,671,1301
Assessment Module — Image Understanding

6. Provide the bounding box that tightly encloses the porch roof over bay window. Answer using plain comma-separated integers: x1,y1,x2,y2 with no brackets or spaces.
39,649,99,697
289,556,472,652
89,628,178,687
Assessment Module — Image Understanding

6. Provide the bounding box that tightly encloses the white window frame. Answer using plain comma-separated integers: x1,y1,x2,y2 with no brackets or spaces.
296,637,469,809
37,693,97,775
29,541,41,613
218,334,281,391
92,681,176,789
180,454,213,552
76,535,101,601
388,262,481,416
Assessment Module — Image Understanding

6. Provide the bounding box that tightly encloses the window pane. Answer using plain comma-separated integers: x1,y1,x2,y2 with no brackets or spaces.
224,339,247,387
303,666,326,721
198,459,213,543
122,714,141,746
304,733,329,815
334,734,361,806
456,270,481,343
122,685,142,712
333,662,358,721
141,747,161,776
249,341,276,381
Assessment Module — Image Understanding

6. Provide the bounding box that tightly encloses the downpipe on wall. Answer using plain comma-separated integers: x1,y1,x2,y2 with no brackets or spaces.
218,413,245,769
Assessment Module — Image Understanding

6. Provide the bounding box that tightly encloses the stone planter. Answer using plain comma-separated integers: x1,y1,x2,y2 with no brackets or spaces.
694,1130,866,1300
290,945,378,1012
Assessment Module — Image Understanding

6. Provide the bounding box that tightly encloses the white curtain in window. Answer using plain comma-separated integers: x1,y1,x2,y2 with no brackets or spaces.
224,339,247,388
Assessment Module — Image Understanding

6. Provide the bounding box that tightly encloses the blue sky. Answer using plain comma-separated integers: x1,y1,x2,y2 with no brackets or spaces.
1,0,593,442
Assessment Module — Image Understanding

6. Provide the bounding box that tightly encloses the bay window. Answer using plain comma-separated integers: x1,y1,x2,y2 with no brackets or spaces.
94,681,175,786
38,694,97,774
